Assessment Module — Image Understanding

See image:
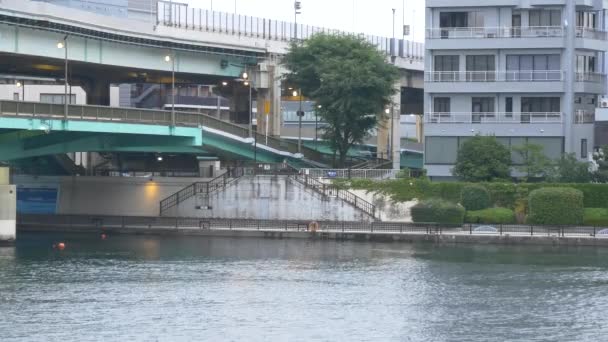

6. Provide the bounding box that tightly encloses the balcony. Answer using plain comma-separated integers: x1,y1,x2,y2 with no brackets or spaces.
425,71,564,82
575,72,607,94
425,71,565,93
426,26,565,50
426,26,564,39
424,112,563,124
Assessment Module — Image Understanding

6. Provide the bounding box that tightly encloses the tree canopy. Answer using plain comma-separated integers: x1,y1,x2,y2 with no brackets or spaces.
452,135,512,182
283,33,399,166
512,142,552,181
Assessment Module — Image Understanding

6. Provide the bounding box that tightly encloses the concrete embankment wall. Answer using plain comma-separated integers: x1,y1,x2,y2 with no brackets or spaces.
165,176,371,222
0,168,16,244
13,175,212,217
13,175,371,221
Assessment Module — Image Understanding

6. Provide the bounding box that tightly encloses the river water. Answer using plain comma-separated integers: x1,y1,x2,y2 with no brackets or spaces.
1,233,608,341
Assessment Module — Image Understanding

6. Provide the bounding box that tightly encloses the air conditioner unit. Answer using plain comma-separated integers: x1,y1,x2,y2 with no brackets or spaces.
600,98,608,108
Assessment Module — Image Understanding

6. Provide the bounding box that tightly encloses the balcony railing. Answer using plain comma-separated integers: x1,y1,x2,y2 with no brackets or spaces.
574,111,595,124
575,72,606,83
425,112,563,124
576,27,608,41
426,26,564,39
426,71,564,82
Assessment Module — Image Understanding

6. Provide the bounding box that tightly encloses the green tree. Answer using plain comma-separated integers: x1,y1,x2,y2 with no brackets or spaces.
549,153,592,183
283,33,398,167
512,143,552,181
593,146,608,182
452,135,511,182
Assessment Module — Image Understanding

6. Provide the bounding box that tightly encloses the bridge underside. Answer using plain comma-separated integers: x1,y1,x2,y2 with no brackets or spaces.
0,117,302,170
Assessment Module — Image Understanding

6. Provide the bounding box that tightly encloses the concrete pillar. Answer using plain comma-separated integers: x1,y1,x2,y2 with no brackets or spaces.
0,167,16,245
376,82,402,170
83,80,112,106
564,1,576,154
256,62,282,137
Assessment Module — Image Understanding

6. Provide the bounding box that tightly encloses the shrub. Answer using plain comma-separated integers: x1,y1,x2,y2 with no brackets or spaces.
583,208,608,227
411,199,465,225
465,208,516,224
461,185,491,211
528,188,584,225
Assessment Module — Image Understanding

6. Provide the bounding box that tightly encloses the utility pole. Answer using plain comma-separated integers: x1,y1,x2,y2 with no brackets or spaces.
296,89,304,153
294,1,302,40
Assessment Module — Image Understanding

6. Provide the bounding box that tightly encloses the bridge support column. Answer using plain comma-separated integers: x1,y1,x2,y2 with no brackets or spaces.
0,167,16,245
82,80,111,106
255,61,282,137
377,82,401,170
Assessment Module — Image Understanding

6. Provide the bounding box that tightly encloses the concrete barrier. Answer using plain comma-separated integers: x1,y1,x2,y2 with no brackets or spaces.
0,167,16,244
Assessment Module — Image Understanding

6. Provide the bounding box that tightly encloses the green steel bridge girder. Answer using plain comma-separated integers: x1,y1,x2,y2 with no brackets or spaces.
0,117,203,161
0,117,299,164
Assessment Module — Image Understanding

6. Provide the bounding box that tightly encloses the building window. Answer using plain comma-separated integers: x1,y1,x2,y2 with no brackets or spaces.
506,55,560,81
581,139,588,159
439,12,468,28
466,55,495,81
425,137,459,164
576,55,596,73
506,97,513,117
13,92,19,101
577,11,597,29
434,55,459,81
521,97,560,112
433,97,451,113
40,94,76,104
529,10,561,27
472,97,495,122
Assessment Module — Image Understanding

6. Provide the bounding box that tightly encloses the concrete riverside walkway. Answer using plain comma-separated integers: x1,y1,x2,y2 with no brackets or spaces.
17,215,608,247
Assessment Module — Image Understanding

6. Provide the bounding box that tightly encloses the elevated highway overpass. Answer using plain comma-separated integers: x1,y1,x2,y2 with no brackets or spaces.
0,0,425,170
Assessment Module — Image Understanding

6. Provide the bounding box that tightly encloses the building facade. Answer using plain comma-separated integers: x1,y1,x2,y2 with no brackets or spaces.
424,1,606,179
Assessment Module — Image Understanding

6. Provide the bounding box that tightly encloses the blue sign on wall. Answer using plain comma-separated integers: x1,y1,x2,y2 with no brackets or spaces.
17,187,58,214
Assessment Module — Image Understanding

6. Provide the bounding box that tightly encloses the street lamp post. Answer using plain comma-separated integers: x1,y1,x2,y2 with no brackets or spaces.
295,89,304,153
315,105,321,150
57,36,68,120
294,1,302,40
164,52,176,126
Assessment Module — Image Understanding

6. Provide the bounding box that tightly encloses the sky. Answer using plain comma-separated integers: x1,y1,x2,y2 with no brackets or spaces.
183,0,426,41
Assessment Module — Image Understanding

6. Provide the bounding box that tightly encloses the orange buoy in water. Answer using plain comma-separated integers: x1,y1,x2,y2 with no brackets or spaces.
57,242,66,250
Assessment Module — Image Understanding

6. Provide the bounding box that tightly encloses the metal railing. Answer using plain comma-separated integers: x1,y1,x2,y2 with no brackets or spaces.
425,112,563,124
304,169,400,179
426,26,564,39
17,214,608,239
0,100,326,164
576,27,608,41
425,70,564,82
157,1,424,61
575,72,607,83
159,168,244,215
289,174,376,219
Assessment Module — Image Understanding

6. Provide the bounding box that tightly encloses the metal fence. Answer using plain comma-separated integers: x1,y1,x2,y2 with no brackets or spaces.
303,169,400,179
156,1,424,61
17,214,608,239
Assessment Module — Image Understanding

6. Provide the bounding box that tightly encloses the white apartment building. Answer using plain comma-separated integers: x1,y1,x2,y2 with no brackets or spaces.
424,0,606,179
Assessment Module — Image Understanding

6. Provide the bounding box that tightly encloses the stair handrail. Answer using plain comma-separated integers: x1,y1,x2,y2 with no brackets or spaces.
159,168,244,215
290,173,376,219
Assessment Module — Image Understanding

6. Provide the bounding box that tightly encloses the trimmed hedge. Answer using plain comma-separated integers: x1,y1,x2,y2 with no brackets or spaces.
461,185,491,211
465,208,516,224
411,199,465,225
528,188,584,225
344,179,608,209
583,208,608,227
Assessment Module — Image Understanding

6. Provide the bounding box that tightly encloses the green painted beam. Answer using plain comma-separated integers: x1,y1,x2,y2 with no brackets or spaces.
0,117,202,145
